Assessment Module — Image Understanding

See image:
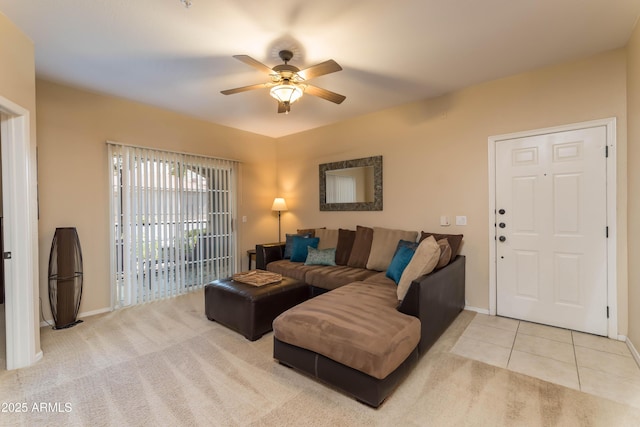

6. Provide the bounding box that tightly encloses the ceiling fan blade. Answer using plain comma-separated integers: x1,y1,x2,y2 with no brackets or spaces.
304,85,346,104
297,60,342,81
221,83,270,95
233,55,274,74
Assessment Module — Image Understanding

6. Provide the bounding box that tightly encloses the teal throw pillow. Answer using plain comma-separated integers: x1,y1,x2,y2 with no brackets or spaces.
305,247,337,266
290,236,320,262
284,233,311,259
386,241,418,284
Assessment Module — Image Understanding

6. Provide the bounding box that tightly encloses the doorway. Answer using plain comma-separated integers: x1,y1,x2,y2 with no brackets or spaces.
488,118,617,338
0,96,40,370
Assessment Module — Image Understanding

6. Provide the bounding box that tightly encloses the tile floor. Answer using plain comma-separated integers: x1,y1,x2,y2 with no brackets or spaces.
451,313,640,407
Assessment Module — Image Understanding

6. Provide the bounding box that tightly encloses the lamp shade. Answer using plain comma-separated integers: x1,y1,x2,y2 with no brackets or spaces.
270,83,303,104
271,197,288,212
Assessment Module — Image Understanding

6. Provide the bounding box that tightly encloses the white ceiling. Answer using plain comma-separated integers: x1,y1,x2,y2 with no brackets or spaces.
1,0,639,138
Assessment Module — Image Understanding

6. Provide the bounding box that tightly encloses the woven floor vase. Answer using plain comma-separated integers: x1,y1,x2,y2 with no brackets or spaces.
48,227,83,329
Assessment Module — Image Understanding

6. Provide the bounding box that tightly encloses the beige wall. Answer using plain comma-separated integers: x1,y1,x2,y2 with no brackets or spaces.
32,38,635,338
276,50,629,333
0,13,39,353
0,12,36,122
36,80,277,318
627,20,640,346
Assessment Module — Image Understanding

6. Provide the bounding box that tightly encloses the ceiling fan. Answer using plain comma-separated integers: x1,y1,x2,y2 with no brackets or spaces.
221,50,346,114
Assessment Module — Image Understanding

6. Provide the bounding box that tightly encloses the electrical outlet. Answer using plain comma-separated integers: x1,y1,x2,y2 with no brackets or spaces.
455,216,467,226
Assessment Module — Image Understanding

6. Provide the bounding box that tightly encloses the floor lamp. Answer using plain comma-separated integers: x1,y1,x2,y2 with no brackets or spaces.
272,198,288,243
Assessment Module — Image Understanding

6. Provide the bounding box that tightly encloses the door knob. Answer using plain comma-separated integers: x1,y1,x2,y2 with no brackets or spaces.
499,236,506,242
498,209,506,215
499,222,506,228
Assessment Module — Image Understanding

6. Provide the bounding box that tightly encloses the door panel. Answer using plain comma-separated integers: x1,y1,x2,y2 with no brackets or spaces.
554,253,580,305
514,250,539,299
496,126,607,335
553,174,580,234
512,176,538,233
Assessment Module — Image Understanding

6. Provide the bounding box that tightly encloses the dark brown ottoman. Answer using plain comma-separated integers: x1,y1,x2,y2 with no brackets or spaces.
205,276,309,341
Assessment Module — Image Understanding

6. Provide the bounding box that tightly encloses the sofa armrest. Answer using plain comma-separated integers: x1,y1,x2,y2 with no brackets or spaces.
256,243,286,270
397,255,465,355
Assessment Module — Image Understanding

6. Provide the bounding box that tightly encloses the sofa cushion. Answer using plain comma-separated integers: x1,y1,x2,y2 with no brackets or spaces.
266,259,325,282
290,236,320,262
305,247,337,266
366,227,418,272
385,240,418,283
436,238,452,269
315,228,339,250
397,236,440,301
362,272,397,287
335,228,356,266
305,265,378,291
420,232,463,264
273,281,421,380
347,225,374,268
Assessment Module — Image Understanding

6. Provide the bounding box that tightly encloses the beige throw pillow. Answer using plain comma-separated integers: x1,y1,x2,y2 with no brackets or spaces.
397,236,440,301
315,228,339,250
366,227,418,271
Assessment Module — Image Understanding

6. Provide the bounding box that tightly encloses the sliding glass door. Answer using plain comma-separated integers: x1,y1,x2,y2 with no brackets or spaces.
108,144,237,308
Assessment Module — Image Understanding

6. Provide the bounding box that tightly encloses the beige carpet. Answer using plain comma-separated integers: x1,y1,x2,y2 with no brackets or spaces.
1,290,640,426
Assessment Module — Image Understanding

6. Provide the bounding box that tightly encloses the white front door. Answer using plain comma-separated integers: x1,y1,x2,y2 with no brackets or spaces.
495,126,608,335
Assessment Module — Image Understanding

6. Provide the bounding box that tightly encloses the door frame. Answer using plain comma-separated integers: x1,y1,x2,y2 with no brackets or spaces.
0,95,41,369
488,118,617,338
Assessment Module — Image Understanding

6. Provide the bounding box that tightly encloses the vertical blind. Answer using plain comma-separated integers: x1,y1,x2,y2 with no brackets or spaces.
326,174,356,203
108,143,237,309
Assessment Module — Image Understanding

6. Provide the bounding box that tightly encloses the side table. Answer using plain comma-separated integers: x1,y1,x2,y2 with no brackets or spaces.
247,249,256,270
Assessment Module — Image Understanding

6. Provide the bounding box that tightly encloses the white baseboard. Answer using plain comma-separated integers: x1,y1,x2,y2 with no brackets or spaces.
465,305,490,315
79,307,112,318
626,337,640,368
40,307,112,328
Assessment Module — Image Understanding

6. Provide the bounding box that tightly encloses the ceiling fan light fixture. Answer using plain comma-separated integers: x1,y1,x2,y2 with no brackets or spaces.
222,52,345,112
270,83,304,105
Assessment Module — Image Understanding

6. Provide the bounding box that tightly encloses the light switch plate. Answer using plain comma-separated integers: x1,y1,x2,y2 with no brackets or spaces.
242,216,247,223
455,216,467,226
440,215,450,226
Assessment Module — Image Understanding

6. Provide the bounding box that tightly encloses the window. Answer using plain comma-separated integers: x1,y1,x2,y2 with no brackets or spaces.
108,143,237,308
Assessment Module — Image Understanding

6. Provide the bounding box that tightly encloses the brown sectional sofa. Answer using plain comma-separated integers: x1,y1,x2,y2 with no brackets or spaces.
268,259,378,293
255,227,465,407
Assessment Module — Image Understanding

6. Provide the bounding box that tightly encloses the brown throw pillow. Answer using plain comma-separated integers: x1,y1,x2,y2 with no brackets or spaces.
335,228,356,266
420,232,463,264
436,238,452,269
297,228,322,238
347,225,374,268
